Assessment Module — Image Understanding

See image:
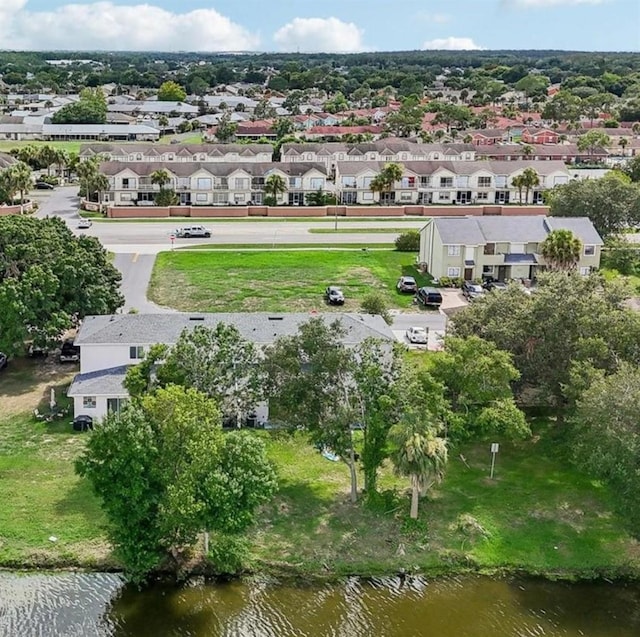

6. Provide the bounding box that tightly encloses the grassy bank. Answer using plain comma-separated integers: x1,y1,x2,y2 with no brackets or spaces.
1,365,637,578
148,249,431,312
176,243,395,251
0,140,96,155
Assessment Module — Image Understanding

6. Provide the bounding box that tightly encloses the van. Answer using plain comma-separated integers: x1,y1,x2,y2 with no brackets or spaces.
416,286,443,308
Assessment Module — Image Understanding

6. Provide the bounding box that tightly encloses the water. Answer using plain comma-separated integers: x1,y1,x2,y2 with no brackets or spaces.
0,572,639,637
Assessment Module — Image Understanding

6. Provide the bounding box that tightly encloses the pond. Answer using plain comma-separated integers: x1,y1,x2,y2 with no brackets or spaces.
0,572,639,636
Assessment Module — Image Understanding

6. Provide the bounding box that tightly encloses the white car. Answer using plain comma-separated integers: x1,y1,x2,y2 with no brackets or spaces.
406,326,428,344
77,219,92,229
174,225,211,238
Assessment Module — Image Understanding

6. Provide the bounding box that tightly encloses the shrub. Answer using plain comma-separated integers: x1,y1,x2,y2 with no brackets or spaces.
264,195,277,206
394,230,420,252
361,292,392,325
37,175,59,186
603,119,620,128
208,534,250,575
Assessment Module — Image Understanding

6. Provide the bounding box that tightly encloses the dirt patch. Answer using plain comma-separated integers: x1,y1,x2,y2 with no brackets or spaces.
0,359,75,418
343,266,380,286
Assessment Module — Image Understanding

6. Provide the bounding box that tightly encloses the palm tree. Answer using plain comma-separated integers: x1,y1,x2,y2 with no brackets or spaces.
38,145,59,176
370,163,403,205
520,167,541,204
619,138,629,156
521,144,534,158
76,158,99,199
540,229,582,271
511,174,525,203
89,173,110,214
264,173,287,204
151,169,171,191
389,415,448,519
9,162,33,213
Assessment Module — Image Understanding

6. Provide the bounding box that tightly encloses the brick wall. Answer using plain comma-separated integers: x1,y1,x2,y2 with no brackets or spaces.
106,204,550,219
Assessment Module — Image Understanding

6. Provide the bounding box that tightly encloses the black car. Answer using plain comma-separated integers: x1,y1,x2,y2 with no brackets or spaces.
72,415,93,432
35,181,55,190
59,339,80,364
416,286,443,308
28,344,48,358
0,352,7,371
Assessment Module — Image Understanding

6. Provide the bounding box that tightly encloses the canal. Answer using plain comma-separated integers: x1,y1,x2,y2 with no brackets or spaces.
0,573,639,636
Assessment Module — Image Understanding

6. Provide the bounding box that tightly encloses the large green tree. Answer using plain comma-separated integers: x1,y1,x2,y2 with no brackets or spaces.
548,172,640,238
0,216,123,354
452,272,640,409
157,81,187,102
52,88,107,124
76,385,277,581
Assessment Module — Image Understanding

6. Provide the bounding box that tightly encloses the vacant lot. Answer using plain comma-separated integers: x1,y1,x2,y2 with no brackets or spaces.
149,250,432,312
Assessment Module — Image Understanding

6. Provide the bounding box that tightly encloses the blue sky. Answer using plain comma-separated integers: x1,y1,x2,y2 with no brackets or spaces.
2,0,639,52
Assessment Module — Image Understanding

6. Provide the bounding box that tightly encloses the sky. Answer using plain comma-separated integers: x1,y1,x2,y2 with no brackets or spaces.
0,0,638,53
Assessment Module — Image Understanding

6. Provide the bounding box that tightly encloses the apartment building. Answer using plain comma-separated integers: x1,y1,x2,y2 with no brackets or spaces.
100,161,329,206
335,160,569,205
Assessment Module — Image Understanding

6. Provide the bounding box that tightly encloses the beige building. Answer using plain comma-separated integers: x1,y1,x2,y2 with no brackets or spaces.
100,161,328,206
419,215,602,282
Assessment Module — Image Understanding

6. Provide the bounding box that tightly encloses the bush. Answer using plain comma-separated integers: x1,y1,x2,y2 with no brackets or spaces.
603,119,620,128
37,175,59,186
395,230,420,252
207,534,250,575
361,292,392,325
264,195,277,206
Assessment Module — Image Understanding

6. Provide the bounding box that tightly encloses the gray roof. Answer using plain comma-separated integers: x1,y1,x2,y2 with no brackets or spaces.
80,142,273,158
99,161,327,178
67,366,128,397
282,140,475,155
504,253,538,265
44,124,160,135
544,217,604,245
75,312,394,346
431,215,603,246
0,152,17,169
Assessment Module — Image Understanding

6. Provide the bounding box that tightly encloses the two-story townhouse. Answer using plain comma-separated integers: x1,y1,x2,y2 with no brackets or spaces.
68,313,395,421
334,160,570,205
80,143,273,163
521,128,560,144
100,161,329,206
419,215,603,282
281,141,476,168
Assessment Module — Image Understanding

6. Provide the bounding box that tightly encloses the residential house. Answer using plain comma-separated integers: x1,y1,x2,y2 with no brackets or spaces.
81,142,273,163
467,129,509,146
476,143,608,163
521,127,560,144
68,312,395,420
335,160,569,205
100,161,329,206
0,123,160,141
106,101,199,117
419,215,602,282
281,140,476,168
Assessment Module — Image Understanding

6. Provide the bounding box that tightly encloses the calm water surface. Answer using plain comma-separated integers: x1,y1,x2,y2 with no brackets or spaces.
0,572,639,637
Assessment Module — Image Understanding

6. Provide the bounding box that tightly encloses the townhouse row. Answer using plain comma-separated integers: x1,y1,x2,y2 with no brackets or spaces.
100,158,570,207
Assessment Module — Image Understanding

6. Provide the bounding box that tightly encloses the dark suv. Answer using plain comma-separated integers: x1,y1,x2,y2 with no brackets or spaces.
59,339,80,363
416,287,443,308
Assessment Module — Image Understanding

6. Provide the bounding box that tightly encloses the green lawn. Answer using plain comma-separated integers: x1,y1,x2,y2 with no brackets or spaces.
0,363,636,577
309,227,416,234
250,424,637,577
149,249,432,312
0,140,106,155
177,243,395,251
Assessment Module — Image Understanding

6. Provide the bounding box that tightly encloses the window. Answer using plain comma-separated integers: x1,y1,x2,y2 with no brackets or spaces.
310,178,325,190
482,265,494,275
478,176,492,188
342,177,356,188
439,191,451,201
235,178,249,190
584,245,595,256
83,396,96,409
196,177,212,190
136,154,142,161
196,193,207,202
495,175,507,188
439,177,453,188
401,177,415,188
342,191,357,204
477,192,489,201
213,193,228,204
456,176,469,187
420,176,431,187
447,245,461,256
362,176,373,188
447,267,461,277
483,243,495,255
107,398,127,414
129,346,144,360
579,266,591,276
433,153,440,160
362,192,374,201
289,177,302,188
122,178,131,189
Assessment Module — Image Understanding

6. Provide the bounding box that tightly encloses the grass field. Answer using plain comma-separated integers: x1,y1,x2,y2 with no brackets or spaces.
309,227,416,234
0,363,636,577
149,250,432,312
177,243,395,251
0,140,98,155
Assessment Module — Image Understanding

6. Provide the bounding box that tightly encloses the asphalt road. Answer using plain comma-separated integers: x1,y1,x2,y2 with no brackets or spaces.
30,187,445,336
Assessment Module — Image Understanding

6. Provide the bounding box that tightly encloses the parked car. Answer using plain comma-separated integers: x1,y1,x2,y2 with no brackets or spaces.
325,285,345,305
484,280,508,292
28,344,48,358
72,415,93,432
406,326,428,344
35,181,54,190
397,276,418,293
59,339,80,364
77,218,92,229
0,352,7,371
174,225,211,238
462,281,485,300
416,287,443,308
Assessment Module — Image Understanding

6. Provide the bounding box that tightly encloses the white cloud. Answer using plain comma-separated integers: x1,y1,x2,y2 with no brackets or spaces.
506,0,607,7
0,2,259,51
274,17,366,53
422,37,485,51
